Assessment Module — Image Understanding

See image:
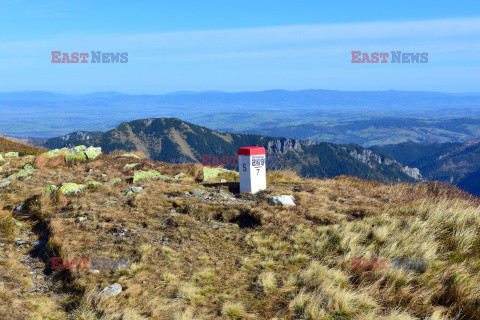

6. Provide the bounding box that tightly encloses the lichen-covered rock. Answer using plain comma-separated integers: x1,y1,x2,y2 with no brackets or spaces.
49,146,103,163
0,154,4,162
85,181,102,187
105,201,117,205
133,170,172,183
106,178,121,186
45,149,63,158
202,167,233,181
0,179,10,188
59,183,86,195
64,149,88,162
125,186,143,196
4,152,19,158
84,147,102,160
102,174,107,178
23,155,35,161
121,153,141,159
45,185,58,196
174,173,186,179
174,173,194,182
124,163,139,170
74,145,87,152
7,164,35,180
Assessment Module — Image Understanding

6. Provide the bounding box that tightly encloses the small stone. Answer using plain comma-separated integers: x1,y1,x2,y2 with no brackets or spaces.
101,283,122,297
14,203,24,213
85,181,102,187
106,178,121,186
174,173,186,179
78,216,87,222
385,198,392,203
125,186,143,196
16,240,27,245
45,185,58,196
191,188,204,197
59,183,86,195
0,180,11,188
105,201,117,206
123,163,139,170
268,195,296,207
6,164,35,180
14,221,23,227
121,153,141,159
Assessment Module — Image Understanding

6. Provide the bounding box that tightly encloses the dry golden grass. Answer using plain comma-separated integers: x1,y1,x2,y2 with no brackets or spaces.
1,141,480,319
34,153,65,168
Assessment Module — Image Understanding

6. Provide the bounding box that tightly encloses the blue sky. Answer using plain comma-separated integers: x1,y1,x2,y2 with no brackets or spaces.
0,0,479,94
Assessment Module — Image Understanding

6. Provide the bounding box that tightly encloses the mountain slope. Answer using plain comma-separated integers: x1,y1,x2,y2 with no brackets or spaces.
240,117,480,147
46,118,421,183
372,139,480,194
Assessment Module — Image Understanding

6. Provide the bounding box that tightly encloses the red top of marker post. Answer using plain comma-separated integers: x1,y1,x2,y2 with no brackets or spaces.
238,146,265,156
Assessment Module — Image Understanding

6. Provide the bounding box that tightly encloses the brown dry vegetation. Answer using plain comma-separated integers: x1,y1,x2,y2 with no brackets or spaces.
1,139,480,319
0,137,46,156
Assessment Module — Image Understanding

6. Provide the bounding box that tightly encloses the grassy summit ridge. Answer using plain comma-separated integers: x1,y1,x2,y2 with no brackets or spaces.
0,138,479,319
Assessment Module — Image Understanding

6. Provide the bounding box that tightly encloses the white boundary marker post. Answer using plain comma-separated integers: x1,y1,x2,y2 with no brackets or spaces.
238,146,266,194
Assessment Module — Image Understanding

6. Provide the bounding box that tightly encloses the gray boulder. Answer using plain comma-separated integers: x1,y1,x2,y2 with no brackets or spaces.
268,195,296,206
101,283,122,297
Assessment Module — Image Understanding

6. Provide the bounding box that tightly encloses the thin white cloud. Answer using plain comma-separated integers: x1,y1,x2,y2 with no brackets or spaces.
0,17,479,92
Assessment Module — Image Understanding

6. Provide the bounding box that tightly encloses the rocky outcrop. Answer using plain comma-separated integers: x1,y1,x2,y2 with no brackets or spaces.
42,145,102,163
349,149,422,180
402,166,422,180
266,139,303,155
349,149,385,166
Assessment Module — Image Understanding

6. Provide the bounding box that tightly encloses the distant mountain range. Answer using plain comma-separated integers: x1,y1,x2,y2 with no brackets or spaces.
1,89,480,109
2,89,480,140
41,118,421,184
